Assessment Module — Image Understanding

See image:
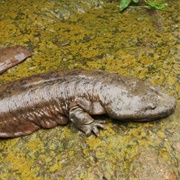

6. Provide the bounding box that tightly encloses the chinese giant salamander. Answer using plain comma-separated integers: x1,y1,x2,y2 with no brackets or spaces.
0,70,176,138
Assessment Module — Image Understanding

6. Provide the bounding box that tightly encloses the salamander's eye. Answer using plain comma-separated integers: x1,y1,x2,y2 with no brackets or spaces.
150,105,157,110
144,104,157,111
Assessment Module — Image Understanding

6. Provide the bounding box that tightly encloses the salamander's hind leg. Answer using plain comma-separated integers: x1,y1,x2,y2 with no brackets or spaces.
69,106,106,136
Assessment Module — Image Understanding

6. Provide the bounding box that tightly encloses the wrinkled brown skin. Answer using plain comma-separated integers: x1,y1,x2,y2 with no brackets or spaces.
0,70,176,138
0,46,33,74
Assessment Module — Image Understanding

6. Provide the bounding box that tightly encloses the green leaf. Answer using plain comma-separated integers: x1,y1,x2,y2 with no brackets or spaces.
133,0,139,3
120,0,131,11
144,0,168,10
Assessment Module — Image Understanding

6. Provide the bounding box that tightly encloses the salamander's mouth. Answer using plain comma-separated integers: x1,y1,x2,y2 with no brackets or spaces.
135,98,177,122
112,94,177,122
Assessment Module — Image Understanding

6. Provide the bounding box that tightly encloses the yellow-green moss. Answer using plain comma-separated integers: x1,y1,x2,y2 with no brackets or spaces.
0,0,179,179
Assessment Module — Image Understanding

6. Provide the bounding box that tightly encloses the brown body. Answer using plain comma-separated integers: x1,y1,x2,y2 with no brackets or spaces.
0,70,176,138
0,46,33,74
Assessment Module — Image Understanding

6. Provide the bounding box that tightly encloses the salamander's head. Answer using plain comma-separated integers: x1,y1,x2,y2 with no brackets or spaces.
102,78,176,121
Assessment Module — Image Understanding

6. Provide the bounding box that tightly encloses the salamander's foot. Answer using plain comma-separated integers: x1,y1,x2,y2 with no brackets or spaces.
76,120,106,137
69,106,106,136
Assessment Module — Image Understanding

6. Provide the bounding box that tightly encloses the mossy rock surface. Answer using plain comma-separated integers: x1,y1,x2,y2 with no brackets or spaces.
0,0,179,179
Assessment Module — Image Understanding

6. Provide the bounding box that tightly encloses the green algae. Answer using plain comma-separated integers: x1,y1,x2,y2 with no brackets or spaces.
0,0,179,179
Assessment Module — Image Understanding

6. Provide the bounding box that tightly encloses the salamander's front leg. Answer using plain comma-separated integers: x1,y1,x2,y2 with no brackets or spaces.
69,106,105,136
